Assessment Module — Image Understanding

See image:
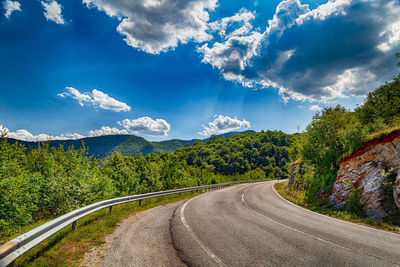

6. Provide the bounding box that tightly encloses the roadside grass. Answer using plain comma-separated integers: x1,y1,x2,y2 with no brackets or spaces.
274,181,400,233
10,191,199,267
367,125,400,140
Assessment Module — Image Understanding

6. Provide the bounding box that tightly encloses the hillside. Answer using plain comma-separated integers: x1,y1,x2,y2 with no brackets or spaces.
7,130,255,158
287,67,400,223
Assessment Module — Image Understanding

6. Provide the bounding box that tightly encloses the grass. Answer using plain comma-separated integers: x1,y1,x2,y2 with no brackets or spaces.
367,124,400,140
8,191,199,267
274,181,400,233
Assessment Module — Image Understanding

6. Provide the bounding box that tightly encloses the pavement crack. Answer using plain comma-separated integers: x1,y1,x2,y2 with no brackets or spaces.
169,200,191,267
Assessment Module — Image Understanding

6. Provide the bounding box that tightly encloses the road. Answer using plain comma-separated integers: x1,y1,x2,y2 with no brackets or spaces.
94,181,400,266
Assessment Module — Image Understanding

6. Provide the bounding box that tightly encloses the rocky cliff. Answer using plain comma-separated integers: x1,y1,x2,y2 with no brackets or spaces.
328,129,400,221
289,162,304,188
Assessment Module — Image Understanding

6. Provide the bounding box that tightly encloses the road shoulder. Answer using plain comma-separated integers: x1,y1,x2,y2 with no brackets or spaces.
81,201,187,267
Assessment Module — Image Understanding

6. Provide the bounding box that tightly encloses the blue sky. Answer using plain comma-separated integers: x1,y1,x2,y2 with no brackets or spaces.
1,0,399,141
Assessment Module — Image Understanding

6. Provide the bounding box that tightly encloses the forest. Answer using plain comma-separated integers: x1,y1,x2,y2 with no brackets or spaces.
0,129,292,239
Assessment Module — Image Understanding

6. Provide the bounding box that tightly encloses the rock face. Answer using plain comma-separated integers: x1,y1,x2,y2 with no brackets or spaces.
394,174,400,208
329,130,400,221
289,162,304,188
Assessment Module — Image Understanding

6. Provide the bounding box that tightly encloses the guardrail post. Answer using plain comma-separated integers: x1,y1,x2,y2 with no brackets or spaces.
109,206,112,214
72,220,77,231
139,200,142,206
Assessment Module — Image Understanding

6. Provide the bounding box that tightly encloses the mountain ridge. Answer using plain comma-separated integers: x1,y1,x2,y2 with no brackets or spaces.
7,130,255,158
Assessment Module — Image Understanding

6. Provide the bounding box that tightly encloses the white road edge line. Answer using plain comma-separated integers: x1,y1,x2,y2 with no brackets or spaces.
271,180,400,237
181,195,227,267
242,184,400,266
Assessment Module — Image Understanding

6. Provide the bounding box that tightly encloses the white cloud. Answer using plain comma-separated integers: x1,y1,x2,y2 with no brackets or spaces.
377,1,400,53
58,87,91,106
58,87,131,112
2,125,127,141
200,0,400,103
1,120,169,141
83,0,217,54
198,8,262,80
266,0,309,35
198,115,250,137
3,0,21,18
41,0,65,24
6,129,84,142
209,8,255,38
119,117,171,136
295,0,351,25
309,105,322,111
0,125,9,137
1,116,170,141
197,31,263,83
91,89,131,112
88,126,128,137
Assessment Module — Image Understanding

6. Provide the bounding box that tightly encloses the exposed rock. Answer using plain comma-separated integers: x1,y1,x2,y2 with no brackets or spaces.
359,164,387,220
329,130,400,221
394,173,400,208
289,162,304,188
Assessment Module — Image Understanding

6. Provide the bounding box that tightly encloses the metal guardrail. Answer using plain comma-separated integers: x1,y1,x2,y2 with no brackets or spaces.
0,179,267,266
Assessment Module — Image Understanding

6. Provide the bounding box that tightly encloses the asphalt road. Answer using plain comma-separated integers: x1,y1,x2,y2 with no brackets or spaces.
96,181,400,266
171,181,400,267
85,202,186,267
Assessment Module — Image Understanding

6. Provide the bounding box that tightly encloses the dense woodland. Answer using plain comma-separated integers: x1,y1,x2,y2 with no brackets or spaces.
0,129,292,238
290,58,400,207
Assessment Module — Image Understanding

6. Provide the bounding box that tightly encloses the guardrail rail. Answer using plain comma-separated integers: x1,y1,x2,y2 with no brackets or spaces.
0,179,267,266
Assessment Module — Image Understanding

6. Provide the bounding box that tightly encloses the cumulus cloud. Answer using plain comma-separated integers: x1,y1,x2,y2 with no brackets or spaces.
209,8,256,39
309,105,322,111
41,0,65,24
198,115,250,137
1,116,171,141
5,128,84,142
58,87,131,112
88,126,128,137
119,117,171,136
3,0,21,18
2,125,127,141
0,125,8,136
198,8,263,84
199,0,400,102
83,0,217,54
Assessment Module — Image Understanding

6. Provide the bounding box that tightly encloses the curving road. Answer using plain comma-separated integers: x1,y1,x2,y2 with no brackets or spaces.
95,181,400,266
170,181,400,267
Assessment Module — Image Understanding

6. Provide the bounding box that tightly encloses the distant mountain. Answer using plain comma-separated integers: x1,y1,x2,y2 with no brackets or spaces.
213,130,254,139
7,130,255,158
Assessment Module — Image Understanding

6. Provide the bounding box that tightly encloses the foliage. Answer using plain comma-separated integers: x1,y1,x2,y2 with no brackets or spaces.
381,168,400,224
343,189,364,216
275,181,399,232
174,130,292,177
355,74,400,129
0,130,288,239
295,106,368,197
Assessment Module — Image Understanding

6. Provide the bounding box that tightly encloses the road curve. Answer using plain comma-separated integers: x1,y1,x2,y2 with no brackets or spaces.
171,181,400,267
